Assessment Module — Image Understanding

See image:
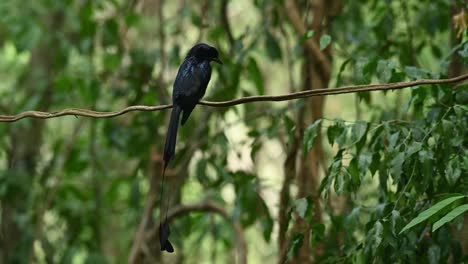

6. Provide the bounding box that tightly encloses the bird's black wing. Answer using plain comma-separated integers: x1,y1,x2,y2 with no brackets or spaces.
173,61,212,125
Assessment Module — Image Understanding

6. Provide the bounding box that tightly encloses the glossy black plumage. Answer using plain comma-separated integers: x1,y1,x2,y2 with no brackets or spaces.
159,221,174,253
160,43,221,253
163,43,221,165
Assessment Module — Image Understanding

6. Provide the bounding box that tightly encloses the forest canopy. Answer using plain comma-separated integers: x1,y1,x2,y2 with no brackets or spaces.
0,0,467,263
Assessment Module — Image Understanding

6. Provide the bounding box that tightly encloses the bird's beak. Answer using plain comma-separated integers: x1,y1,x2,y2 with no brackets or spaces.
212,58,223,64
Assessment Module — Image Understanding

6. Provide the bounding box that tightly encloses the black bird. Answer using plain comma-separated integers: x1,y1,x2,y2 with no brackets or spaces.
159,43,222,253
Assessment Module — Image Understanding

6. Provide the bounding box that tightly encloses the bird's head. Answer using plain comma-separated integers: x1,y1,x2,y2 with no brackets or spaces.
187,43,222,64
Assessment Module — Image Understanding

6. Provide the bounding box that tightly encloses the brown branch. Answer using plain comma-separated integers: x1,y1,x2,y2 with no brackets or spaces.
221,0,235,47
129,163,161,264
0,105,171,122
278,131,299,250
450,2,465,77
285,0,332,77
147,202,247,264
1,74,467,122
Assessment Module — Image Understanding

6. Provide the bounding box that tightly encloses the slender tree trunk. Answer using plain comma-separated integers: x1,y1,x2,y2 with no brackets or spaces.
281,0,342,263
449,0,468,256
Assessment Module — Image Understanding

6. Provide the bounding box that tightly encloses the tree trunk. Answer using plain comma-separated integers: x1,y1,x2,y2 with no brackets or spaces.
449,0,468,256
281,0,341,263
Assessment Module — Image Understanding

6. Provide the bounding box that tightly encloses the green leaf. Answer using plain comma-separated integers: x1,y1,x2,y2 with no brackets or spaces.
125,12,140,27
247,57,264,95
431,43,442,58
320,150,343,194
336,126,349,147
406,142,422,156
334,170,345,195
369,221,383,252
376,59,396,83
348,158,360,186
310,223,325,246
265,31,282,60
388,131,400,150
363,59,378,76
405,66,430,80
458,42,468,58
283,115,296,147
283,207,294,234
302,30,315,41
103,53,121,72
191,12,203,27
250,141,262,161
319,34,332,50
358,153,371,173
295,198,309,218
432,204,468,232
303,119,322,156
399,195,466,234
346,207,361,227
102,18,119,46
335,59,352,87
327,121,345,146
351,121,368,152
390,152,405,182
295,197,308,219
445,158,462,186
261,216,274,242
355,57,377,84
369,152,381,176
287,233,304,260
294,196,314,223
391,210,401,235
195,159,208,185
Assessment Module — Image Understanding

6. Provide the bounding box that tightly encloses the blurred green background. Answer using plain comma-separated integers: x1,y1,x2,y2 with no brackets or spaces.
0,0,467,263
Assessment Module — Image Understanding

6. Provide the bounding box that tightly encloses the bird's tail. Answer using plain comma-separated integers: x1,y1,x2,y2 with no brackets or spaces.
159,105,181,253
163,105,181,166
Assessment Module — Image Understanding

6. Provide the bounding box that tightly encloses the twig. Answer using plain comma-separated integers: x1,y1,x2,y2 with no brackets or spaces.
147,202,247,264
1,73,467,122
